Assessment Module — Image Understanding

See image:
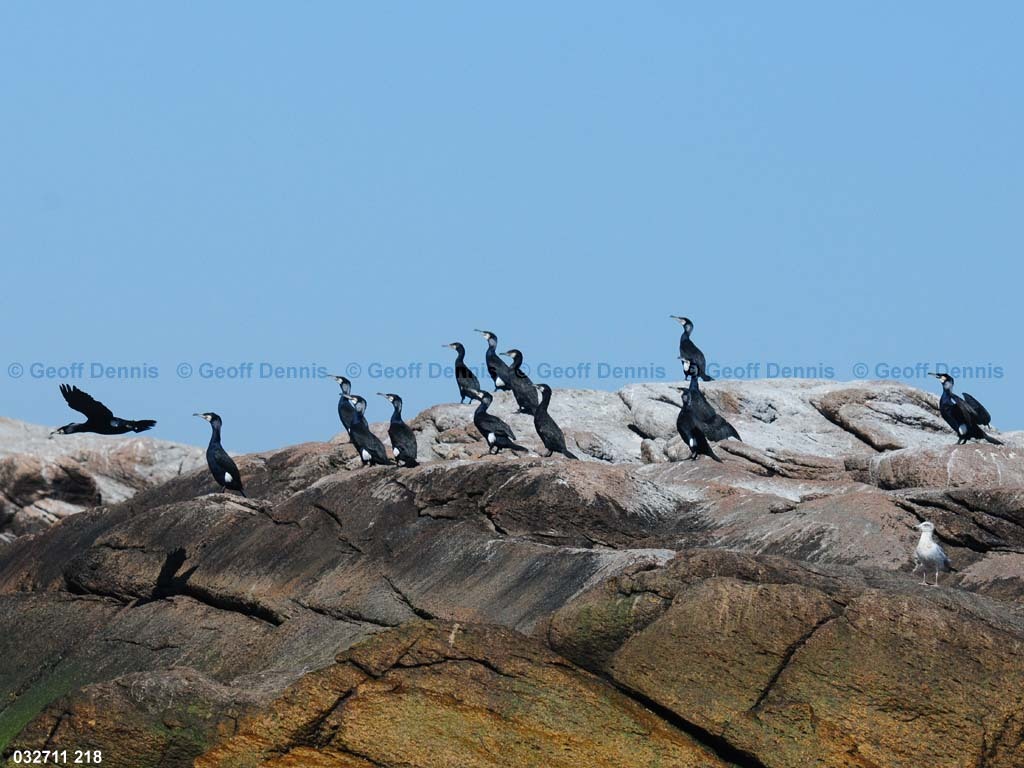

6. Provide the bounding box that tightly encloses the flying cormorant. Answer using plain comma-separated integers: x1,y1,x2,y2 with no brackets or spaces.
913,521,954,586
344,395,392,466
533,384,577,459
670,316,714,381
929,373,1001,445
331,375,362,432
444,342,482,403
378,393,418,467
674,387,722,462
501,348,539,415
52,384,156,436
194,412,246,496
680,359,741,442
474,329,513,391
468,389,528,455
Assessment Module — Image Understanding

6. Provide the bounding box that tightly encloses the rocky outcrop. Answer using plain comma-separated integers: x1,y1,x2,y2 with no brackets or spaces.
548,549,1024,768
2,380,1023,766
0,418,204,537
195,622,731,768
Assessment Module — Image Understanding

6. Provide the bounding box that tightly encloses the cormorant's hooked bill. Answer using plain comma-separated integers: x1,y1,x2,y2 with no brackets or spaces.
194,411,246,496
52,384,156,437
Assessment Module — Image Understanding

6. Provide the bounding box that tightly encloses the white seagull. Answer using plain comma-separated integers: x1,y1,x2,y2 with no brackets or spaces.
912,521,954,587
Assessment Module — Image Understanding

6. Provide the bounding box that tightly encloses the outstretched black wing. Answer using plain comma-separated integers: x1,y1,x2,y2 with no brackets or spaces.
961,393,991,426
60,384,113,422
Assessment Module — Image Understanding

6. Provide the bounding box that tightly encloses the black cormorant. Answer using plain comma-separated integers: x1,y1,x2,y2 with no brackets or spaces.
674,388,722,462
474,329,513,391
331,375,362,432
670,316,714,381
501,348,539,415
444,342,482,403
51,384,156,436
378,393,419,467
468,389,528,455
680,359,741,442
929,373,1001,445
533,384,577,459
193,412,246,496
344,395,392,466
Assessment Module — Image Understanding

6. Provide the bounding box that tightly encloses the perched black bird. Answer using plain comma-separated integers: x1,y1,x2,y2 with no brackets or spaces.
501,348,539,415
52,384,156,436
674,388,722,462
680,359,741,442
670,316,714,381
444,342,482,404
475,329,513,391
930,373,1001,445
331,375,362,432
194,412,246,496
468,389,528,455
378,393,418,467
534,384,577,459
344,395,392,466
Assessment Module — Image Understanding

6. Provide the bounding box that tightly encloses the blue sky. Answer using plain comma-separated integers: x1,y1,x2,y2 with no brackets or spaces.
1,4,1019,451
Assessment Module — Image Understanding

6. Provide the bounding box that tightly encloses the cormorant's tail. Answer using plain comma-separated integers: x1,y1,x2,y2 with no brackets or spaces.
709,447,723,463
238,487,247,498
562,449,579,460
701,373,715,382
509,442,529,453
403,459,420,468
983,432,1003,445
131,420,157,432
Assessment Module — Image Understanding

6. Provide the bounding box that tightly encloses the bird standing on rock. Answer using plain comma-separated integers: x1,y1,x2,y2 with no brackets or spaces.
469,390,528,455
444,342,482,404
344,395,391,467
52,384,156,436
670,316,714,381
475,329,513,391
378,393,418,467
502,348,539,415
533,384,577,459
912,521,954,586
194,412,246,496
674,387,722,462
680,359,741,442
331,375,362,433
929,373,1000,445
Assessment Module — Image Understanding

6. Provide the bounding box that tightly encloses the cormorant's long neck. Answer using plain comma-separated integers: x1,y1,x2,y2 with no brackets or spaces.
391,404,403,422
688,375,699,392
475,400,489,416
209,422,222,447
538,389,551,411
454,348,466,366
